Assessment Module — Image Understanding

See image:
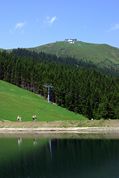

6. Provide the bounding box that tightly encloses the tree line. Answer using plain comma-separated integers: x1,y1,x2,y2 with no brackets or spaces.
0,49,119,119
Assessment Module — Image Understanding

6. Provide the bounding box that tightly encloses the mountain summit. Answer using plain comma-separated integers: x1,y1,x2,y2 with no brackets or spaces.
29,40,119,75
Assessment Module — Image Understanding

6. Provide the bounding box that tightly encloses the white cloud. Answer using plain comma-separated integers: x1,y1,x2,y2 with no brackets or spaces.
49,16,57,24
45,16,57,25
108,23,119,32
15,22,25,30
9,22,26,35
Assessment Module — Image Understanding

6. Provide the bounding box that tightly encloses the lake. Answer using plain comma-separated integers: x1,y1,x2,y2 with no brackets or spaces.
0,135,119,178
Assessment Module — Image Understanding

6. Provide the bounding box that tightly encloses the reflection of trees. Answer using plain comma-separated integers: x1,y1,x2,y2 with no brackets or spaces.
2,139,119,178
0,138,48,178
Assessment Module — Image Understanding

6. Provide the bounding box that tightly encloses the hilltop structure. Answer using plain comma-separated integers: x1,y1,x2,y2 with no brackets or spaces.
65,39,77,44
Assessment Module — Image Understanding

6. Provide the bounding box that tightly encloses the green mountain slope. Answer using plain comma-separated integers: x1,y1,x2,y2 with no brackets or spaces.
0,80,86,121
30,41,119,72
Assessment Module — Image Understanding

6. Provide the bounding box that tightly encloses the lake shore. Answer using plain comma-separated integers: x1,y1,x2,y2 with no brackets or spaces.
0,127,119,134
0,120,119,134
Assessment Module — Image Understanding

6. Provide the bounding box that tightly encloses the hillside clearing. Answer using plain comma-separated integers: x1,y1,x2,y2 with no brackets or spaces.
0,80,86,121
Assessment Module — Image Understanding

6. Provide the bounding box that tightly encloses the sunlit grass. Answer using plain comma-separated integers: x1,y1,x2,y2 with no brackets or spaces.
0,80,86,121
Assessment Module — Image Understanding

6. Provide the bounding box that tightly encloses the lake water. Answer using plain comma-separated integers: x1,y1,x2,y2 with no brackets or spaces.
0,136,119,178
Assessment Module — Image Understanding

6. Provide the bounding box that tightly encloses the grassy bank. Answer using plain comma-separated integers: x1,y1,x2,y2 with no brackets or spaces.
0,80,86,121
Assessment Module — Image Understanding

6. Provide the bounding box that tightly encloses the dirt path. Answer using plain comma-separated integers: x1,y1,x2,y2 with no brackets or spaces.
0,119,119,128
0,120,119,135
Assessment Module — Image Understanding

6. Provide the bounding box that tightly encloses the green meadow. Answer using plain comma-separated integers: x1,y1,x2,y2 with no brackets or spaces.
0,80,86,121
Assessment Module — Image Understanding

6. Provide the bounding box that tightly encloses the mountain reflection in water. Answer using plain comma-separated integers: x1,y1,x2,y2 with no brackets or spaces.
0,137,119,178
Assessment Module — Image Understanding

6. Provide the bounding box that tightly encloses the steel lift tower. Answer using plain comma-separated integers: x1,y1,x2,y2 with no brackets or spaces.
44,84,53,103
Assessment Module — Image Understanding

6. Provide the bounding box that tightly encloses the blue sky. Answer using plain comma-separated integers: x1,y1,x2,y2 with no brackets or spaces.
0,0,119,49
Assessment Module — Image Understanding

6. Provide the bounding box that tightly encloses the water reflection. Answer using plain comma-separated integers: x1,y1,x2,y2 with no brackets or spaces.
0,137,119,178
33,138,38,146
49,139,52,159
18,138,22,146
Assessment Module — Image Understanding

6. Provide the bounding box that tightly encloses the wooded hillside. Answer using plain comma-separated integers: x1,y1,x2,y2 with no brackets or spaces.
0,49,119,119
